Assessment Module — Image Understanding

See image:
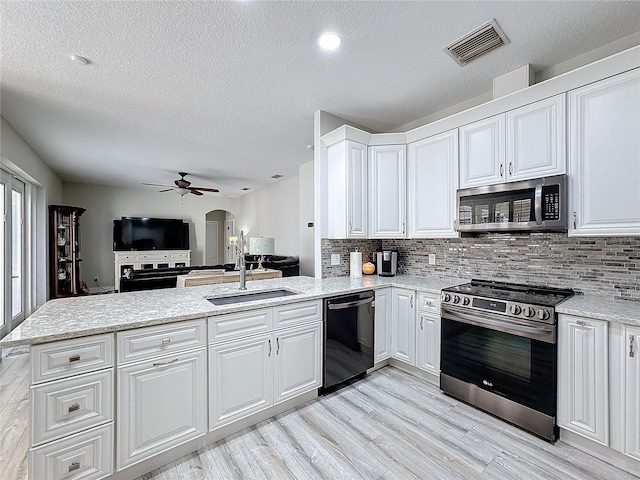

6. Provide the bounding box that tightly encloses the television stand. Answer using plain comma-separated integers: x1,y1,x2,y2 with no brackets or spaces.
114,250,191,292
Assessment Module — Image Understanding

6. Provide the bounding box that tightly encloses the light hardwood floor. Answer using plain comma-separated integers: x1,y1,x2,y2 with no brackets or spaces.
1,346,638,480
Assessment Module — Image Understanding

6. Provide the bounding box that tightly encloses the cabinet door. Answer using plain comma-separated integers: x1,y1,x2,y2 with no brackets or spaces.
622,324,640,460
273,322,322,404
117,349,207,470
569,68,640,236
459,114,505,188
506,94,566,182
209,334,273,430
558,315,608,445
407,130,459,238
417,312,440,376
391,288,416,365
369,145,407,238
374,288,392,363
326,140,368,239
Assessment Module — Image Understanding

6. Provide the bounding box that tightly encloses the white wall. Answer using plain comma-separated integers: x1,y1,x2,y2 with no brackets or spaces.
298,161,314,276
62,182,238,287
1,116,63,308
235,176,300,257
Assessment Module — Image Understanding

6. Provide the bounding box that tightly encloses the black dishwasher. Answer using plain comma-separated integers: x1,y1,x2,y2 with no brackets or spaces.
322,290,375,390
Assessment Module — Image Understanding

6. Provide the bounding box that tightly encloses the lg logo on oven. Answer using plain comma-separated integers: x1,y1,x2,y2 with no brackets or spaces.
483,379,494,387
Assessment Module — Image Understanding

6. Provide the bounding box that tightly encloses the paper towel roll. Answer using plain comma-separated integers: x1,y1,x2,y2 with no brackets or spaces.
350,251,362,278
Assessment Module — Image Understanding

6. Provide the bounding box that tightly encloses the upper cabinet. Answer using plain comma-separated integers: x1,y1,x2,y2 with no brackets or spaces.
506,94,566,182
568,68,640,236
460,94,567,188
459,114,505,188
407,130,459,238
369,145,407,238
326,139,368,239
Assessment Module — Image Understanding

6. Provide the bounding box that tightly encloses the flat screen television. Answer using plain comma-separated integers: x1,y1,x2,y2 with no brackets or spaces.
113,217,189,251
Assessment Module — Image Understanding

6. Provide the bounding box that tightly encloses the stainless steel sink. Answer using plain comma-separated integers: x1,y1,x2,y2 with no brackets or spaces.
207,289,298,306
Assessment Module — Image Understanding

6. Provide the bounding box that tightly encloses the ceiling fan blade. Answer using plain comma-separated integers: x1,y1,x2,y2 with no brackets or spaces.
190,189,204,196
190,186,219,193
143,182,173,188
159,189,173,192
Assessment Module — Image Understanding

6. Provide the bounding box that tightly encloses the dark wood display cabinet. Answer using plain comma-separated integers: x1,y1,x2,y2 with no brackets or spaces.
49,205,86,298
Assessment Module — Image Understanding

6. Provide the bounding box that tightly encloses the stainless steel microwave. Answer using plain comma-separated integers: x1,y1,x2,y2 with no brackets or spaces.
456,174,567,232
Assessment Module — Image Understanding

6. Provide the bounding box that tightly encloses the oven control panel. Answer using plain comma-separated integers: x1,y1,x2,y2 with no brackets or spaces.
441,293,553,323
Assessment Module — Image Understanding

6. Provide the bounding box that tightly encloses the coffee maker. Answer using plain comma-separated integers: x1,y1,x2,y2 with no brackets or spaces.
376,251,397,277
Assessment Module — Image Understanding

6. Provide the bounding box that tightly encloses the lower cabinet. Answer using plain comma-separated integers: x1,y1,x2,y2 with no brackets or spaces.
391,288,416,365
558,314,608,445
117,348,207,470
374,288,392,363
618,323,640,461
416,292,441,376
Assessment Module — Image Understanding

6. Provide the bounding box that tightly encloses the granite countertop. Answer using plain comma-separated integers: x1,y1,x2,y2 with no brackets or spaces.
4,274,637,348
0,274,463,348
556,295,640,326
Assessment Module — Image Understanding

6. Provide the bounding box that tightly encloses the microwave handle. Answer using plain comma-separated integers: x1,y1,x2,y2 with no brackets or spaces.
534,184,543,225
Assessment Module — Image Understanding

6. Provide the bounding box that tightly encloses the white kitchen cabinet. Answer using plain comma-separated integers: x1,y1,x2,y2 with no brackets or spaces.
273,322,322,404
568,68,640,236
558,314,609,445
209,333,273,430
326,139,368,238
416,292,440,376
506,94,566,182
407,130,459,238
619,324,640,461
391,288,416,365
117,348,207,470
369,145,407,238
459,114,505,188
374,288,392,363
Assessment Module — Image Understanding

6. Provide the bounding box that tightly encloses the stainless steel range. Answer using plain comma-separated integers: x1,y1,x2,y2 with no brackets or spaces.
440,279,573,442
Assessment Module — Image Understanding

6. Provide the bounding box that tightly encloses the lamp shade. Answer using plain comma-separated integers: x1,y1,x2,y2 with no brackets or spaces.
249,237,275,256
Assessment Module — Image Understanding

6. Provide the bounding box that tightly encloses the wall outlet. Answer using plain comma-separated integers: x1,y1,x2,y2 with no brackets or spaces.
93,276,99,283
331,253,341,266
428,254,436,265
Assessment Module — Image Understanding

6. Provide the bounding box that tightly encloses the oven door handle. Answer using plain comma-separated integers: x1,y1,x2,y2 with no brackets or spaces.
442,307,555,343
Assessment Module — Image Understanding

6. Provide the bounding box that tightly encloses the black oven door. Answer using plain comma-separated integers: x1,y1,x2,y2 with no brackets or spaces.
440,306,557,416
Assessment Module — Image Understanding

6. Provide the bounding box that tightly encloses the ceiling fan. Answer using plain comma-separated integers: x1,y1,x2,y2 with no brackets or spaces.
143,172,219,196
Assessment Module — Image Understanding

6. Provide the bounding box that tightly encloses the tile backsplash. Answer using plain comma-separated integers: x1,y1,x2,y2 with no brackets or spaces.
322,234,640,301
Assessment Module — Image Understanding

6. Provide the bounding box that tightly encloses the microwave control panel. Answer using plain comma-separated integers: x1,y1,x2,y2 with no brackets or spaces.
542,185,560,220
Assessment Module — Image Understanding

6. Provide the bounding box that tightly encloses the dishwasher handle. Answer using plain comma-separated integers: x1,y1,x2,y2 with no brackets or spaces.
327,296,374,310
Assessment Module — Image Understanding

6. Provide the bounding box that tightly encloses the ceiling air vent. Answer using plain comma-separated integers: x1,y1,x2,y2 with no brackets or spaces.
444,19,509,66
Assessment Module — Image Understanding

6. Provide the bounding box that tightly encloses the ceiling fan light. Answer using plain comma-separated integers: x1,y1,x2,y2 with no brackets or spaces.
175,187,190,196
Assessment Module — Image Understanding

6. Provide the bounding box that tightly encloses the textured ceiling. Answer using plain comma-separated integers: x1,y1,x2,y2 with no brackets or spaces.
1,1,639,196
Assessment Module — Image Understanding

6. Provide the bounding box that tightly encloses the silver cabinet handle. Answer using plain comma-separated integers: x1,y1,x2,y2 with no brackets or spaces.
577,320,586,326
509,162,513,175
420,316,424,330
69,461,80,472
68,403,80,413
276,338,280,355
161,338,171,345
410,295,414,308
500,164,504,177
68,354,80,363
402,222,405,234
268,339,272,357
573,212,577,229
630,335,635,358
153,358,179,367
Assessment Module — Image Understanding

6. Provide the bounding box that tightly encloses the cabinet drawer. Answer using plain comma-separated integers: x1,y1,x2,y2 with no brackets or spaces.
117,319,206,364
417,292,439,313
138,252,170,261
32,334,114,384
115,253,137,262
209,309,272,343
31,370,113,446
30,423,113,480
273,300,322,329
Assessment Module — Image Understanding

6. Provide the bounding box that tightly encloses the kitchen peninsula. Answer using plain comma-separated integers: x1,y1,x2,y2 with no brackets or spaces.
2,275,639,479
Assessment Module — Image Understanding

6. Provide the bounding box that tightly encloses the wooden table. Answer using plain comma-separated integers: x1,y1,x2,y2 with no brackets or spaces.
176,269,282,287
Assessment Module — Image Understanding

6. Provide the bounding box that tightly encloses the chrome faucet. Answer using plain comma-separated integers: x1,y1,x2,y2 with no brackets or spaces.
238,230,247,290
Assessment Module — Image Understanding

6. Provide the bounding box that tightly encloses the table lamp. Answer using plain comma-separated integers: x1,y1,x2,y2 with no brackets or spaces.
249,237,275,270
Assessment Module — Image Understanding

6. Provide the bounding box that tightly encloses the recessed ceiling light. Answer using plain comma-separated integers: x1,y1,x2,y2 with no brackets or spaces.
69,54,91,66
317,32,341,52
271,174,284,179
241,187,251,191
